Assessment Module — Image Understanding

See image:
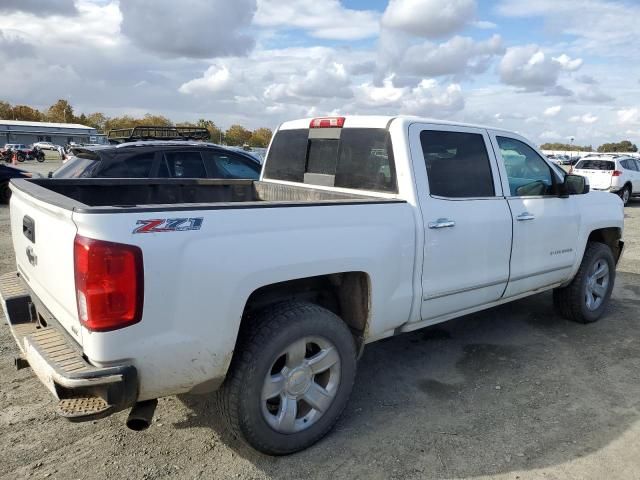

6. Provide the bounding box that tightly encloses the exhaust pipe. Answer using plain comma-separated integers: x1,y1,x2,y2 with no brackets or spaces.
126,399,158,431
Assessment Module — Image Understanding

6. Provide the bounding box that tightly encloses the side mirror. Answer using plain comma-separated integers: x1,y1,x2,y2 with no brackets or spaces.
562,174,589,196
47,171,53,178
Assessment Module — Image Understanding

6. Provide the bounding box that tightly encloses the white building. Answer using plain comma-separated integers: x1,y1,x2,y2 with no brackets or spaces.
0,120,106,146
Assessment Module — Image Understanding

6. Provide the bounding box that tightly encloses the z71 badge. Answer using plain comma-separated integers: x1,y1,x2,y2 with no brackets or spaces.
133,217,203,234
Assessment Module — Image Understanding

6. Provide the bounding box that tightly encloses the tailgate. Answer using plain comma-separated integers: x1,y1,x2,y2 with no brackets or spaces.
9,185,83,344
574,169,612,190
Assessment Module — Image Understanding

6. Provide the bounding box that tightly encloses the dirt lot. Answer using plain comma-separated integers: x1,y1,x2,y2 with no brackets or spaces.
1,161,639,479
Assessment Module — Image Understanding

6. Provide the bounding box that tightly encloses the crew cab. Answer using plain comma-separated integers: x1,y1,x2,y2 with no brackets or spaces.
1,116,624,455
572,155,640,205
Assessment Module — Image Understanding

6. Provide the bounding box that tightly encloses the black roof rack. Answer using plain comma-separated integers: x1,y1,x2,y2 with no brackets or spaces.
107,126,210,144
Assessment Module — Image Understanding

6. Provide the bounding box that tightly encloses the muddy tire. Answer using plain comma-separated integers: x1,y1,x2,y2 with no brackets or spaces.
553,242,615,323
216,301,357,455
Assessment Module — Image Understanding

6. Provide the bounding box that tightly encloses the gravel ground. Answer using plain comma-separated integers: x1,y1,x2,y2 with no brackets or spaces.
1,161,639,480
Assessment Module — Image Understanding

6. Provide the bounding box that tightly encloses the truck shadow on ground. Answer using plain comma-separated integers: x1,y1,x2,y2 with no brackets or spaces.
176,271,640,479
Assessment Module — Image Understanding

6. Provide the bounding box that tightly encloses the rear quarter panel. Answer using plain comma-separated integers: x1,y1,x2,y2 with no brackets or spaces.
73,201,416,400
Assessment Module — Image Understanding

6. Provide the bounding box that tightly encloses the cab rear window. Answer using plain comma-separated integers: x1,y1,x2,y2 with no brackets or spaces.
575,160,615,170
264,128,397,193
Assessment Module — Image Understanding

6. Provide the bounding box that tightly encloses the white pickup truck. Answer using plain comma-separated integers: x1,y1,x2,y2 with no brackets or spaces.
1,116,625,454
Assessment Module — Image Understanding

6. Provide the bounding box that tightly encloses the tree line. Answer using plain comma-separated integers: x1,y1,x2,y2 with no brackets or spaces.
0,99,273,148
539,140,638,153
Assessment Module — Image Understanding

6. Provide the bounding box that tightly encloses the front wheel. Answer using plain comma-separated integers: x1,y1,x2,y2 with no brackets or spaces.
553,242,616,323
36,155,45,163
216,302,357,455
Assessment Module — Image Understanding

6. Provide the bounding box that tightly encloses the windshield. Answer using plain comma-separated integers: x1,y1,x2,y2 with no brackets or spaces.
575,160,615,171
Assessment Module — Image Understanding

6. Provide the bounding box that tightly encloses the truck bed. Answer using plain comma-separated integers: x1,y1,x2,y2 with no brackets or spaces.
11,178,398,213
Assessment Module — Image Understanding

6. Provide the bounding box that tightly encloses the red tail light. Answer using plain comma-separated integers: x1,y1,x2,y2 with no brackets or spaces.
612,170,622,177
74,235,143,332
309,117,345,128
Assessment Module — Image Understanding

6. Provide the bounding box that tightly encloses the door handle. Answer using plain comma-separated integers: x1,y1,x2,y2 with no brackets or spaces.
517,212,535,221
428,218,456,229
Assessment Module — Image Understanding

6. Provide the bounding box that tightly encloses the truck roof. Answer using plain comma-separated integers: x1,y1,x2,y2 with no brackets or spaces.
278,115,519,135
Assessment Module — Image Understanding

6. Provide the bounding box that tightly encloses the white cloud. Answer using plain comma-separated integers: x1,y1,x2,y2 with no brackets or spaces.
498,45,581,92
540,131,563,141
617,108,640,125
0,0,77,16
575,85,613,103
569,113,598,124
552,54,583,71
263,62,352,102
356,75,406,107
354,75,464,115
473,20,497,29
397,34,504,77
120,0,256,58
178,65,233,95
544,105,562,117
382,0,476,38
255,0,379,40
496,0,640,57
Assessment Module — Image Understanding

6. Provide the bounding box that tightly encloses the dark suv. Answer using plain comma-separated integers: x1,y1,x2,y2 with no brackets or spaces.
52,141,262,180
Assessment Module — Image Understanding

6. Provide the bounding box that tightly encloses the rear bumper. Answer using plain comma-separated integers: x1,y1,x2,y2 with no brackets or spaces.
0,271,138,421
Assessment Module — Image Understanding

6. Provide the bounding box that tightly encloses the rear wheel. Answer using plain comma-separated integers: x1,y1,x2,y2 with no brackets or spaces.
216,302,357,455
553,242,615,323
619,185,631,206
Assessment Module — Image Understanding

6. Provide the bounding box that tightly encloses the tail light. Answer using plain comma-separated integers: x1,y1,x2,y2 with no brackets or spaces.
612,170,622,177
309,117,345,128
74,235,143,332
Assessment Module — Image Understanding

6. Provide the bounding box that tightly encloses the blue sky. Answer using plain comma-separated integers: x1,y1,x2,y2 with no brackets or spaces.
0,0,638,146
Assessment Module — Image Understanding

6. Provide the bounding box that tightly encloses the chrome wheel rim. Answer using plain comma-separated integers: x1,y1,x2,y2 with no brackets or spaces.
261,336,341,434
585,259,610,311
623,189,630,204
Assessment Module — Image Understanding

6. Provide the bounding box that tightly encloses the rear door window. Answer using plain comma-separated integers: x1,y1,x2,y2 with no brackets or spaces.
99,152,156,178
575,160,615,170
160,151,207,178
420,130,495,198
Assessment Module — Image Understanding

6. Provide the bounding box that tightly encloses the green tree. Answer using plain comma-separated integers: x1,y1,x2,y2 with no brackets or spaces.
597,140,638,153
249,127,273,148
197,119,224,144
225,124,252,146
46,99,75,123
540,142,592,152
11,105,43,121
0,101,13,119
84,112,108,132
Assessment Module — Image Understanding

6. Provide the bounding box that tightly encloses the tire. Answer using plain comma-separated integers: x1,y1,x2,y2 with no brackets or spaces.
553,242,616,323
0,181,11,204
618,185,631,206
37,155,45,163
216,301,357,455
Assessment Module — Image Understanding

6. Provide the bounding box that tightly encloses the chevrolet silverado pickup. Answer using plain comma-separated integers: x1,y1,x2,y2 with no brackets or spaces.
0,116,625,455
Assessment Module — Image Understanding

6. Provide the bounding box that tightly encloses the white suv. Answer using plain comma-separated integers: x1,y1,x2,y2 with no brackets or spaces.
572,155,640,205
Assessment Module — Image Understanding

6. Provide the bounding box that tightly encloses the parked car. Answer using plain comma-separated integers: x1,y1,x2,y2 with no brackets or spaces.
2,143,30,153
1,116,624,455
32,141,56,150
571,155,640,205
0,164,32,203
52,141,262,180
